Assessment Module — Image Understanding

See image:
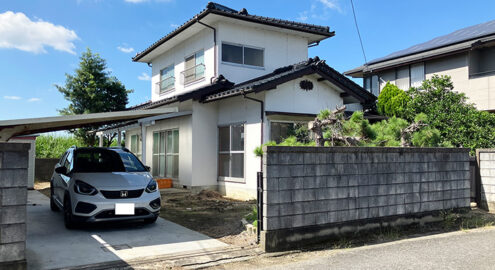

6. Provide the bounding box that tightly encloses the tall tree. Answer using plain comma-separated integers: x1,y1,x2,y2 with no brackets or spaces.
56,48,132,146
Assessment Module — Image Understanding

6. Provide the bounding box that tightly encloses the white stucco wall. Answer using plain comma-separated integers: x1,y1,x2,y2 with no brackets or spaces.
217,22,308,84
191,101,219,188
264,75,343,114
150,28,216,102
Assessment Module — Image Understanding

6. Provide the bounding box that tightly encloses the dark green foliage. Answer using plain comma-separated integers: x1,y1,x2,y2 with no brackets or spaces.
342,111,376,143
369,116,409,147
377,82,410,117
404,75,495,154
286,123,311,144
56,48,132,146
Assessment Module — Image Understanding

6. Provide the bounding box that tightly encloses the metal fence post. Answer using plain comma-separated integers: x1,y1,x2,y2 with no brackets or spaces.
257,171,263,244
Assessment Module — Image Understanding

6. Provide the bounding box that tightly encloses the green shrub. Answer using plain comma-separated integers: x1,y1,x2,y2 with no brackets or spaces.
377,82,410,117
36,135,85,158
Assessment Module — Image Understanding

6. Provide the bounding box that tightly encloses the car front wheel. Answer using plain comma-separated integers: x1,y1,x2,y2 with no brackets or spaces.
64,196,76,229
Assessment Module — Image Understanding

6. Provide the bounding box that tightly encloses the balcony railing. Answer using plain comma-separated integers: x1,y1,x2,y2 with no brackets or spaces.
155,77,175,95
180,63,205,85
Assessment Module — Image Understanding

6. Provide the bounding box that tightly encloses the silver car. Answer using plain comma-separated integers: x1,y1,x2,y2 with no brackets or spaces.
50,146,161,229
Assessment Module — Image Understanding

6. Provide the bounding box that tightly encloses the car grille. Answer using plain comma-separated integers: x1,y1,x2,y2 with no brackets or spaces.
95,208,150,219
100,189,144,199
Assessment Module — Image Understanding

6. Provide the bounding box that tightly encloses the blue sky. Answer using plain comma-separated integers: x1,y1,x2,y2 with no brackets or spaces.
1,0,494,120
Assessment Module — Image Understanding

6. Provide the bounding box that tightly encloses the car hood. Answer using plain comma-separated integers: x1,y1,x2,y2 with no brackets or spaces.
72,172,153,189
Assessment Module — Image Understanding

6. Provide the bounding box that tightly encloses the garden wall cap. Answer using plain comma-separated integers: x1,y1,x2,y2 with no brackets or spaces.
0,142,31,152
262,145,470,153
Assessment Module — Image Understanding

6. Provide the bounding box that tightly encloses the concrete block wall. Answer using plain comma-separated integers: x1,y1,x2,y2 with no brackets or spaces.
35,158,58,182
477,149,495,211
262,146,471,233
0,143,30,268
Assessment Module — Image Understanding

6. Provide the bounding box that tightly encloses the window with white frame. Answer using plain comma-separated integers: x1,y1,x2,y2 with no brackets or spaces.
218,124,244,181
159,65,174,93
130,134,142,160
222,43,264,67
152,129,179,178
183,50,204,84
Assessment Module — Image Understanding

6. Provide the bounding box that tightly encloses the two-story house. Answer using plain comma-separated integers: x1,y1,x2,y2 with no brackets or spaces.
345,19,495,112
123,2,375,199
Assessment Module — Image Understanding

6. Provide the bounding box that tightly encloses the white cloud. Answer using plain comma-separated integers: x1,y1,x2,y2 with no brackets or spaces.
298,0,343,22
27,98,41,102
124,0,173,3
138,72,151,81
318,0,342,13
4,96,21,100
170,23,180,28
0,11,78,54
117,46,134,53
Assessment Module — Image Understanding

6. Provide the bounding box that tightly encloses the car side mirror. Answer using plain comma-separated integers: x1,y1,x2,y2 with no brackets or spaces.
55,166,68,175
144,166,151,172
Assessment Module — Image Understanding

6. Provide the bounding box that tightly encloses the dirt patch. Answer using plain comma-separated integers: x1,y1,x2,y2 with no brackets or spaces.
159,189,257,246
34,180,50,198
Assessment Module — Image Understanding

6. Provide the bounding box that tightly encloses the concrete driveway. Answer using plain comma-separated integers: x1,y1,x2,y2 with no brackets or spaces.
26,190,228,270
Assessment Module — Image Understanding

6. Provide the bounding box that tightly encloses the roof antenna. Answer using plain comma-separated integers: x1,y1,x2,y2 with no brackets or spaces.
350,0,367,64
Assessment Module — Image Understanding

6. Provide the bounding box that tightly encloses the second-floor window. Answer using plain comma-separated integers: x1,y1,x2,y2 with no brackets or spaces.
159,65,174,93
222,43,264,68
183,50,205,84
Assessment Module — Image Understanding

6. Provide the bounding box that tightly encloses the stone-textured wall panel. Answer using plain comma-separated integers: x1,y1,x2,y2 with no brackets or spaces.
0,142,29,266
478,149,495,212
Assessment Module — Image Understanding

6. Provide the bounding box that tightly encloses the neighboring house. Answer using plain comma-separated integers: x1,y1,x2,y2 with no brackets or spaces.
345,19,495,112
121,2,375,199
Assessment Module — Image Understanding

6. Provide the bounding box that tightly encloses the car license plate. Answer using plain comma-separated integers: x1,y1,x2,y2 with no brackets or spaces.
115,203,135,215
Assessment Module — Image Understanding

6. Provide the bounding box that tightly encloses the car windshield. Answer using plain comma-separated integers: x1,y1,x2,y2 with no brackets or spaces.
73,149,146,173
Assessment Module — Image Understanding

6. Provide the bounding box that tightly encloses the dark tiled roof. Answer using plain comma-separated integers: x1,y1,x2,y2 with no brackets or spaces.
127,75,234,110
345,19,495,74
127,58,376,110
133,2,334,62
203,57,376,104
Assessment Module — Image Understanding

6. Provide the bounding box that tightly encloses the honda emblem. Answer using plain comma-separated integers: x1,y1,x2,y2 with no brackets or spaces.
120,190,128,198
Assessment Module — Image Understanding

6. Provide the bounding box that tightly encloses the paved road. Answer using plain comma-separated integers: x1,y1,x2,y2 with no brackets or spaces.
258,228,495,270
26,190,227,270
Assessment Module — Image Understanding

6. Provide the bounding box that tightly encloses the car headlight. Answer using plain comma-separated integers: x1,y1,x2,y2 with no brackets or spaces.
74,180,98,195
145,179,157,193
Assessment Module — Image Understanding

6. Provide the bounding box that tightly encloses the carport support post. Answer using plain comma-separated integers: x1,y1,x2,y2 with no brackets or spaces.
98,133,103,147
117,129,121,146
141,123,147,165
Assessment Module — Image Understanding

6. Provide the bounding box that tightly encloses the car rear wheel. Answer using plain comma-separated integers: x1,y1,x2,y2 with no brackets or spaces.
64,196,76,229
50,182,59,212
143,216,158,225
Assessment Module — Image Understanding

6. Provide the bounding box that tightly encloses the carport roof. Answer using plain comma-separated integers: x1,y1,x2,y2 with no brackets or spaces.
0,108,176,141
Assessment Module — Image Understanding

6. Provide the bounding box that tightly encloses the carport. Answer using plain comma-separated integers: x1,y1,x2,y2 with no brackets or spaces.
0,109,228,269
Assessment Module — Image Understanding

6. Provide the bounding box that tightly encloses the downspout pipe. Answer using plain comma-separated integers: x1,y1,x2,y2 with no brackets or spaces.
241,92,264,173
196,18,217,84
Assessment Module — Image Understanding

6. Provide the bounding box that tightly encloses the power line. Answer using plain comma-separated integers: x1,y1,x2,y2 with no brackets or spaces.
350,0,367,64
